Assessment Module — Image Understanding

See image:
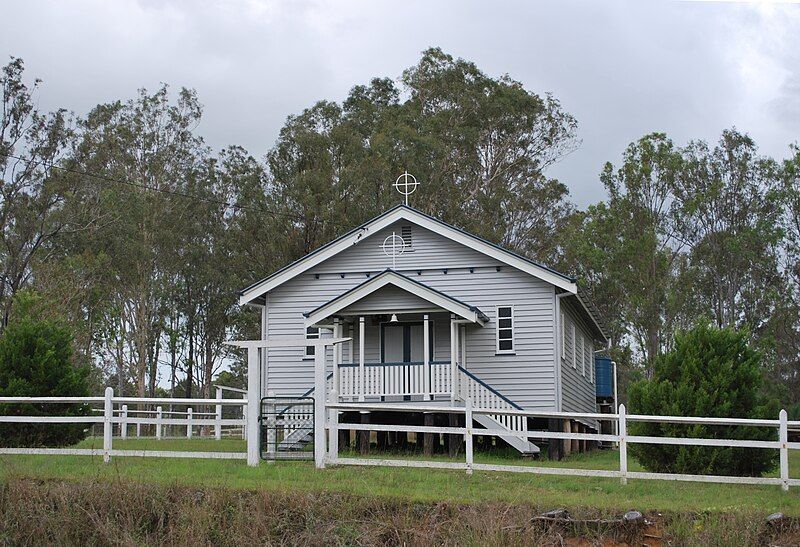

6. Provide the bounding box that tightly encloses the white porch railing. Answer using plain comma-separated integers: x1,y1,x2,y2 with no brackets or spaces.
337,361,452,400
332,361,528,438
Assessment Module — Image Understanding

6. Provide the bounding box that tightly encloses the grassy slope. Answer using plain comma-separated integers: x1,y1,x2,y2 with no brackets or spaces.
1,438,799,515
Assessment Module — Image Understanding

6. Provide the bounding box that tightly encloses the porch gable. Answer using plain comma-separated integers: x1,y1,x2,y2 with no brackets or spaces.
303,269,488,327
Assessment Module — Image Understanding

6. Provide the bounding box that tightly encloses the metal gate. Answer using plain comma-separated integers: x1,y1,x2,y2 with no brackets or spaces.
260,396,315,460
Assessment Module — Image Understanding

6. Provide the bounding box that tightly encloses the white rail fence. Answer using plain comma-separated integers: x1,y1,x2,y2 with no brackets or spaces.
1,386,798,492
325,402,800,492
0,387,247,461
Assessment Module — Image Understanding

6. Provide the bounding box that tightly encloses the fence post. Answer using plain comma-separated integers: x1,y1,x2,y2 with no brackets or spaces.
121,404,128,439
618,403,627,485
215,386,222,441
242,399,248,440
187,407,193,439
780,409,789,492
136,421,141,437
103,387,113,463
465,401,473,475
246,345,261,467
156,406,163,440
329,403,339,462
313,345,326,469
266,390,276,460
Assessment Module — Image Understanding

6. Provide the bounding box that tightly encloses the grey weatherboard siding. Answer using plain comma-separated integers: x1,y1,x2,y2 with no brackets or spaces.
560,299,597,416
260,219,590,414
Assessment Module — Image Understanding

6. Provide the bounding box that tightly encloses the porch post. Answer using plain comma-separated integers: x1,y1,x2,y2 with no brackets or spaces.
314,343,326,469
359,316,365,402
450,314,457,402
246,345,261,467
330,319,341,460
423,314,431,401
460,325,467,370
333,318,341,402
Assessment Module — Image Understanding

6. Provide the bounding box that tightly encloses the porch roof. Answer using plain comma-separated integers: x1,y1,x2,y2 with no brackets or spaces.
303,269,489,327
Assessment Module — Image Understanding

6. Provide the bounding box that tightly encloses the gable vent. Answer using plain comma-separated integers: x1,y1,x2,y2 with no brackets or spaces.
400,225,413,250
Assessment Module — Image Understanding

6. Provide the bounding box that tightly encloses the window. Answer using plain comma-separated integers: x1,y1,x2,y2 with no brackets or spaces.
560,311,566,360
401,225,413,250
586,338,594,383
571,323,577,368
305,327,320,358
496,306,514,353
578,332,585,376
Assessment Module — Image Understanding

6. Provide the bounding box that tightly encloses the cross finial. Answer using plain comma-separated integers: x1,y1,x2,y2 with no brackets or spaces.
393,171,419,206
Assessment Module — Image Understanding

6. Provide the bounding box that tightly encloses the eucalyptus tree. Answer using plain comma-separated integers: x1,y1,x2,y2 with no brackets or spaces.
262,48,579,274
0,58,77,327
68,85,208,396
566,133,686,373
768,145,800,405
675,130,783,332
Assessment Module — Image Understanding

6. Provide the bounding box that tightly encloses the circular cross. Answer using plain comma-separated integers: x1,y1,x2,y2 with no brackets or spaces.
382,233,407,258
393,171,419,197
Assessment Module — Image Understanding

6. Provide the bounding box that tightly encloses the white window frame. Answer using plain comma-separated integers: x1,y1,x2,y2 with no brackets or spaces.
304,326,320,359
560,311,566,361
587,338,594,383
571,322,577,369
578,332,585,376
495,305,515,355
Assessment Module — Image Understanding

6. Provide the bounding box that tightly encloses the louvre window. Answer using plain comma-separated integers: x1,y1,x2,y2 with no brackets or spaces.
496,306,514,353
305,326,320,357
400,225,413,250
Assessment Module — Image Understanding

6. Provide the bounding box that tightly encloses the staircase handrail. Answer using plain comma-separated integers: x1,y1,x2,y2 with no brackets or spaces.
457,365,523,411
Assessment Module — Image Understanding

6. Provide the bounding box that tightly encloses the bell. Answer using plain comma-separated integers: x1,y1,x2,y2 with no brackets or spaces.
389,313,399,323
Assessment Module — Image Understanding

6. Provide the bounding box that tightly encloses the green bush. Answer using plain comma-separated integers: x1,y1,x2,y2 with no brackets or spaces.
0,296,90,447
628,322,779,476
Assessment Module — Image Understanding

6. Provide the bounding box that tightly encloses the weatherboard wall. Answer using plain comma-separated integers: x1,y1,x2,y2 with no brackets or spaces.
260,220,568,412
559,298,597,417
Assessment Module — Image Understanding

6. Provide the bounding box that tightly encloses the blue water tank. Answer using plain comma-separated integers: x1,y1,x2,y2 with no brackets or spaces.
595,357,614,399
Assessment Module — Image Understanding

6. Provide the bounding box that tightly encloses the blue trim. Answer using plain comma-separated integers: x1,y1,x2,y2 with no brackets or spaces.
458,365,523,411
339,361,424,368
297,372,334,398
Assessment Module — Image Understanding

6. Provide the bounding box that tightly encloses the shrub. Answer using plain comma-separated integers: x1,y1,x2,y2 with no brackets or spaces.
0,295,90,447
628,322,779,476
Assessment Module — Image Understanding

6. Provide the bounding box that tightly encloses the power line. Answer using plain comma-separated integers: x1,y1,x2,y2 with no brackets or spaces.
0,151,302,220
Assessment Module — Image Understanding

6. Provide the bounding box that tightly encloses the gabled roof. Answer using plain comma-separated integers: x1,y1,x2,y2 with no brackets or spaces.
240,204,577,305
303,269,488,327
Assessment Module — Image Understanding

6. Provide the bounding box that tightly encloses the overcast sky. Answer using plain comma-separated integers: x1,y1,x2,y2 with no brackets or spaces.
2,0,799,207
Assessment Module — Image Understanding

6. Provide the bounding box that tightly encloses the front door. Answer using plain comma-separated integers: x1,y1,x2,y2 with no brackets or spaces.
380,322,430,363
381,322,432,401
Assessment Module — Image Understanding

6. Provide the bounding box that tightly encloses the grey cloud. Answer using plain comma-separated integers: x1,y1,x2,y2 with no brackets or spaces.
1,0,798,207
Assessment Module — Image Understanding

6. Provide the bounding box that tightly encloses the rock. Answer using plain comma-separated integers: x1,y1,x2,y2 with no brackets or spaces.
766,512,785,526
623,510,643,523
541,509,570,520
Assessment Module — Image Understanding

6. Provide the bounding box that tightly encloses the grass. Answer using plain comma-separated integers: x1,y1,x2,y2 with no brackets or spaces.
1,437,799,515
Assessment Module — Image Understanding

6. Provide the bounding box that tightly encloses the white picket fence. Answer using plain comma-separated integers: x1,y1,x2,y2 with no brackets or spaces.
325,402,800,491
0,387,247,461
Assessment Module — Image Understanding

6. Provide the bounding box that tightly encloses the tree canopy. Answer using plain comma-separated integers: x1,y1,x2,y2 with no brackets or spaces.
1,49,799,411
